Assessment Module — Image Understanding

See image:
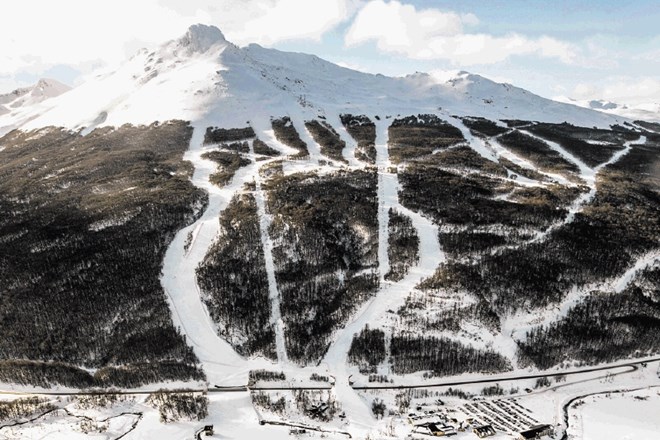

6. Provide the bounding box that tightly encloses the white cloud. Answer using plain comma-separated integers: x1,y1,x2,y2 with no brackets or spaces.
639,49,660,62
159,0,362,46
345,0,466,53
345,0,577,65
570,77,660,106
1,1,201,76
228,0,361,45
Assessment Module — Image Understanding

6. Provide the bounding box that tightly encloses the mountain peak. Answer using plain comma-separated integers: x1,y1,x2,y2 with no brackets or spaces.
178,24,226,54
32,78,71,97
0,78,70,115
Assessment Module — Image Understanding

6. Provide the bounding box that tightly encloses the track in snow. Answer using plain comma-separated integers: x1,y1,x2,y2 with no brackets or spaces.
376,125,392,282
490,134,575,187
327,114,363,167
521,133,645,245
493,135,647,349
322,117,444,430
289,116,322,166
471,133,647,258
158,116,650,436
161,123,277,385
448,116,499,163
161,118,353,385
249,139,289,365
514,248,660,339
613,250,660,293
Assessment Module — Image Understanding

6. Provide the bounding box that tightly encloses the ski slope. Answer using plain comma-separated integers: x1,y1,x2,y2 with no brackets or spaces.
520,133,646,245
321,118,444,434
250,138,289,365
161,124,251,384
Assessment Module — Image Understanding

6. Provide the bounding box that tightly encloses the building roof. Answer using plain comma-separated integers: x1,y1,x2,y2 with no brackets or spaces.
519,424,553,439
473,425,496,435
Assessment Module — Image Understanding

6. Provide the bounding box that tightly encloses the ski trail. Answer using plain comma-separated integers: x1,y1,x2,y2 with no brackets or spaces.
523,135,644,245
501,135,649,342
596,136,644,172
479,134,645,253
509,249,660,343
161,123,257,384
250,118,299,156
507,283,594,343
521,129,593,181
489,135,574,187
613,250,659,294
250,139,289,365
376,120,392,282
321,117,443,433
322,119,443,355
293,116,347,168
326,114,363,168
448,116,499,163
289,116,321,165
492,317,521,370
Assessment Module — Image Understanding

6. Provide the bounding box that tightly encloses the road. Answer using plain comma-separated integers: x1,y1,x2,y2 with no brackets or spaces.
350,356,660,390
1,356,658,397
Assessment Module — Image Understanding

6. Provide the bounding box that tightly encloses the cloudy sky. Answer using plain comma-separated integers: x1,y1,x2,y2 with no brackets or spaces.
3,0,659,106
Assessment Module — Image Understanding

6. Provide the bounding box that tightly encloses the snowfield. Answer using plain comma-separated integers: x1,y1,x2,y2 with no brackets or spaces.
567,388,660,440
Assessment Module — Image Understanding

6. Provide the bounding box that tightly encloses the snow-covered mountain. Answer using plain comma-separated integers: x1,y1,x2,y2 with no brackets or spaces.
556,96,660,122
0,78,70,117
0,24,628,136
1,24,658,440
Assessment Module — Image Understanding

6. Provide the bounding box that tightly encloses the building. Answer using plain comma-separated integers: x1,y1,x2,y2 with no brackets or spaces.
194,425,214,439
412,422,457,437
306,401,329,417
473,425,496,438
427,423,457,437
518,424,553,440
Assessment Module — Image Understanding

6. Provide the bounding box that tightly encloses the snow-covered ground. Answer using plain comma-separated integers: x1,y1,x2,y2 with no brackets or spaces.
447,115,499,163
316,117,447,437
489,134,650,343
160,124,282,386
250,139,289,365
566,387,660,440
613,250,660,294
3,357,658,439
322,120,442,356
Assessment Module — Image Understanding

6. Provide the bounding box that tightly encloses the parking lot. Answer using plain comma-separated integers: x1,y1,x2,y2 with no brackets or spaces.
459,398,541,433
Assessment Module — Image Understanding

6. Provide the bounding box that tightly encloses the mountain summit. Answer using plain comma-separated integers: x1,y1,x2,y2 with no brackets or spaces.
177,24,227,54
556,95,660,122
0,24,628,135
0,78,70,117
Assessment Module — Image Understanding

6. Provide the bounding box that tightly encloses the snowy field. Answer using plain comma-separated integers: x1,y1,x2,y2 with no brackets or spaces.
567,388,660,440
